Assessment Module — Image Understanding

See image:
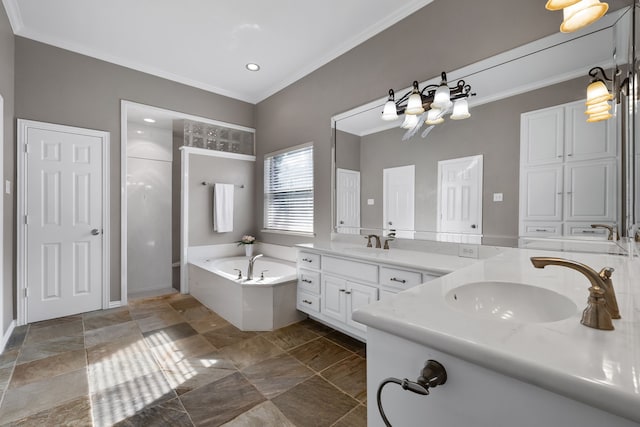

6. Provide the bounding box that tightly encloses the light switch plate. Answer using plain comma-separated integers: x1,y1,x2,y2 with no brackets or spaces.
458,244,479,259
493,193,503,202
367,199,375,205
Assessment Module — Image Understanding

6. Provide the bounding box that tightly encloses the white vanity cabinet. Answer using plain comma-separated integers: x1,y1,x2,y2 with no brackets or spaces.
519,99,617,237
297,249,440,340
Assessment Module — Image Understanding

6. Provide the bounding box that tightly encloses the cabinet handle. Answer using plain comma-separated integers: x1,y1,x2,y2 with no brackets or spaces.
345,291,352,295
339,289,346,292
390,277,407,284
535,229,548,232
582,230,596,234
302,258,313,263
557,155,563,158
301,279,313,283
557,192,562,195
302,299,313,305
567,153,573,157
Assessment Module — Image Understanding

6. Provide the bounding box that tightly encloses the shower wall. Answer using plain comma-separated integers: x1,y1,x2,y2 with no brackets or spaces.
127,123,173,294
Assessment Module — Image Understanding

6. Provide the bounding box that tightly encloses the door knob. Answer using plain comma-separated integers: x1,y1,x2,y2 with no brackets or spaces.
91,229,100,236
471,224,477,229
388,221,393,225
339,220,344,224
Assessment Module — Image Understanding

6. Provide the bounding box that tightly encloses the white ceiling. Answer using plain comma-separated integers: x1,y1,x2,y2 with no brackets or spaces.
2,0,433,104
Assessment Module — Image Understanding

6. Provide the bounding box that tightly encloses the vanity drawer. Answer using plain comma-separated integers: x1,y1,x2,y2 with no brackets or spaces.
322,256,378,283
565,223,609,238
380,266,423,290
298,269,320,294
297,291,320,313
298,251,321,270
522,223,562,236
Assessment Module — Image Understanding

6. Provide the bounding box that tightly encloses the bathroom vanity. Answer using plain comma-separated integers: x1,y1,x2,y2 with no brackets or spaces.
353,248,640,426
295,244,477,340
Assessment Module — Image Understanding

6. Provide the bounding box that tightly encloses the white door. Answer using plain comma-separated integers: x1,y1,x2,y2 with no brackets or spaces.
346,281,378,332
438,155,483,239
383,165,415,239
22,121,106,323
336,168,360,234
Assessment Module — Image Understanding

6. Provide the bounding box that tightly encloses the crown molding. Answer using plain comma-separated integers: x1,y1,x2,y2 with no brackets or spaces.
2,0,23,33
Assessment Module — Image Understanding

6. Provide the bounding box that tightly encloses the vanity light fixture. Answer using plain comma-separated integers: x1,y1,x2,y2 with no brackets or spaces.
585,66,622,122
381,71,475,131
546,0,609,33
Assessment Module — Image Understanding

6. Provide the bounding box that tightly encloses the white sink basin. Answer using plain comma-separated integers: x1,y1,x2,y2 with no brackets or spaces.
445,281,577,323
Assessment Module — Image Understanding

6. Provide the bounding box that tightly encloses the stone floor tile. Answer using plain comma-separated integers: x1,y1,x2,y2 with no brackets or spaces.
135,308,184,333
4,326,28,352
201,325,257,349
180,372,265,426
262,322,319,351
113,397,192,427
83,307,132,331
298,317,335,336
88,345,160,393
321,354,367,402
0,350,19,370
84,320,142,349
325,331,366,354
10,349,86,389
242,353,313,398
162,351,236,395
289,337,352,372
24,319,83,345
221,401,295,427
272,375,358,427
169,297,203,312
219,336,283,370
143,323,198,348
187,313,230,334
151,334,216,369
334,404,367,427
17,335,85,364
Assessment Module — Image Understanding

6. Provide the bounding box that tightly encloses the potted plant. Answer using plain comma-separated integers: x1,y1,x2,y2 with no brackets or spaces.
237,235,256,257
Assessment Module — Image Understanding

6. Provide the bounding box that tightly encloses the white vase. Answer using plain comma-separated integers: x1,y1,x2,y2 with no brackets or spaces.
245,245,254,257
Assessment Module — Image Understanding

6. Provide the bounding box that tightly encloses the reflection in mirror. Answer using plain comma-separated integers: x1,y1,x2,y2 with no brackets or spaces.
333,7,635,254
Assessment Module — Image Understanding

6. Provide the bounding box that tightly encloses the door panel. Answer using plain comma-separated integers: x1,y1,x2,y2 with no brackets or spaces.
520,166,563,221
25,126,104,322
383,165,415,238
520,107,564,166
438,155,483,235
565,101,616,162
347,281,378,332
336,168,361,234
565,160,616,221
321,275,347,322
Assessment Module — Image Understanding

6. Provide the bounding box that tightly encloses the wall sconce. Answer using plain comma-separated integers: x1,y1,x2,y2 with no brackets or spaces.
546,0,609,33
585,66,629,123
381,72,475,130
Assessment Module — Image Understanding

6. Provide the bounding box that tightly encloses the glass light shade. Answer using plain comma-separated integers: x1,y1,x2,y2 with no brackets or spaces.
432,84,451,109
586,80,613,105
587,111,613,122
400,114,419,129
405,92,424,115
425,108,444,125
382,100,399,121
560,0,608,33
545,0,580,10
450,99,471,120
584,100,611,115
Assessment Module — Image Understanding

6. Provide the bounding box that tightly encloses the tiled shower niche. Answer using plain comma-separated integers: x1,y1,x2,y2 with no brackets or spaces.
182,119,254,155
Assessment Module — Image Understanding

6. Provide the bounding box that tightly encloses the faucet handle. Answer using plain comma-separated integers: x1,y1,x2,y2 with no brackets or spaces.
260,270,268,280
582,285,614,330
233,268,243,280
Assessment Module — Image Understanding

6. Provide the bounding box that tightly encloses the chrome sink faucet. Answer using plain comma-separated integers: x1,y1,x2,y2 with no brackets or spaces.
247,254,264,280
530,257,620,330
590,224,619,241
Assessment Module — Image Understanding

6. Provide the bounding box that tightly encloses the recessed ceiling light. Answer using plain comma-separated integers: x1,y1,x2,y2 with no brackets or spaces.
246,63,260,72
143,118,156,123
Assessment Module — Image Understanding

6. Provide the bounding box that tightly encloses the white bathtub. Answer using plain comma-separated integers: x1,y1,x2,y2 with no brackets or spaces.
188,256,304,331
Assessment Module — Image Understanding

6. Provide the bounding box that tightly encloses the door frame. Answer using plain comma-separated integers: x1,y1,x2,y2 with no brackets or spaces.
16,119,111,326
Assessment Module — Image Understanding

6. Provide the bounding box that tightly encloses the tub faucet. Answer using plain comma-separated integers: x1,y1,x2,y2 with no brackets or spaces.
530,257,620,330
247,254,264,280
590,224,619,241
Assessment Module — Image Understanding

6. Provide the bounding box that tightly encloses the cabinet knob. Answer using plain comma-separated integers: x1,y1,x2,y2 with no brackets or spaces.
339,289,346,292
345,291,351,295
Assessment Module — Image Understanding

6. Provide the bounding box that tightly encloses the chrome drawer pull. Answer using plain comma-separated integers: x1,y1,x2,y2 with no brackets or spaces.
302,258,313,263
390,277,407,284
535,229,548,232
302,299,313,305
301,279,313,283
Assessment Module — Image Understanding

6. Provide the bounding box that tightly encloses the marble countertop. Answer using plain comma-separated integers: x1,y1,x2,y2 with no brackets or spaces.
352,248,640,422
296,242,480,274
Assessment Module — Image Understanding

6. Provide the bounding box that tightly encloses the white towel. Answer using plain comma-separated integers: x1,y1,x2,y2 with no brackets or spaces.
213,183,234,232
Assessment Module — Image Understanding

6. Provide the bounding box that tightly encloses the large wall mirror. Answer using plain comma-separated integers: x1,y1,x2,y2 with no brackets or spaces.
332,6,637,252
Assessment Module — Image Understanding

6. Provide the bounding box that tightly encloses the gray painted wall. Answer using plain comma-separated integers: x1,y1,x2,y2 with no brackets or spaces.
188,155,255,245
254,0,562,246
0,5,14,336
14,37,255,302
353,77,586,238
335,130,360,171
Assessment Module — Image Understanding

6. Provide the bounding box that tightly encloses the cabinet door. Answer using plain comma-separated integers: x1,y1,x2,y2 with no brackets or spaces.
521,107,564,166
519,166,563,222
321,275,347,323
564,159,616,222
346,282,379,332
565,101,616,162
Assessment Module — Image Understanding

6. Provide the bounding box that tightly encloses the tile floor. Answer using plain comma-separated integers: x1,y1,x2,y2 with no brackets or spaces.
0,294,367,426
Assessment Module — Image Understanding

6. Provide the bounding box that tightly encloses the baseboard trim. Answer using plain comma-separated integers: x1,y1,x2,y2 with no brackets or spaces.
0,320,16,354
108,301,122,309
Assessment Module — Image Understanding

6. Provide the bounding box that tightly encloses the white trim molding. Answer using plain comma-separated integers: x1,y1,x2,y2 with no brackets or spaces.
0,320,15,354
16,119,110,325
1,0,23,33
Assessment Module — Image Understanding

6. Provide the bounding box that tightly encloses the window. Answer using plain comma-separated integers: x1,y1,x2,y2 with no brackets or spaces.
264,143,314,234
